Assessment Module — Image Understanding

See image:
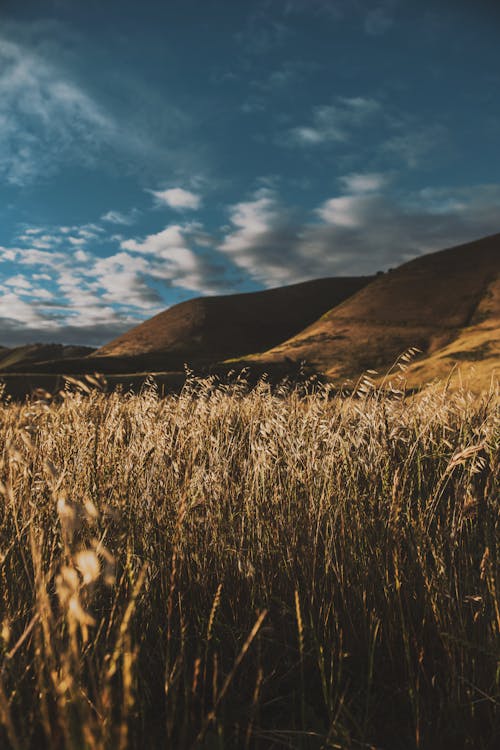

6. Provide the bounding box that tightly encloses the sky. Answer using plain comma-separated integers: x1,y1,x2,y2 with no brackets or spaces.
0,0,499,346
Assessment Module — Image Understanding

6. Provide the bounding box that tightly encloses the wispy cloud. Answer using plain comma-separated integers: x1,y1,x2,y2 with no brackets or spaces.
2,214,227,342
284,97,381,146
381,123,448,168
148,188,202,211
339,172,388,193
101,209,140,226
0,37,116,185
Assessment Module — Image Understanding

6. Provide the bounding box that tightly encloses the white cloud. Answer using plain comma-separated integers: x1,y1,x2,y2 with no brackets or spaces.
219,188,300,285
0,246,18,262
340,172,387,193
101,209,139,226
220,188,285,255
149,188,201,211
0,290,53,328
316,195,378,227
4,274,33,291
88,253,161,310
0,37,116,185
17,248,66,267
217,181,500,285
120,224,218,293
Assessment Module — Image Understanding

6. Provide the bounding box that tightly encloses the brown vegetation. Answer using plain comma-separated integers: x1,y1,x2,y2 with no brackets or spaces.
0,374,498,748
247,234,499,388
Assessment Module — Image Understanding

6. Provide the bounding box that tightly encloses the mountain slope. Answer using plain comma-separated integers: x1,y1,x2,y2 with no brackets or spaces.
0,344,95,372
247,233,500,386
92,276,372,367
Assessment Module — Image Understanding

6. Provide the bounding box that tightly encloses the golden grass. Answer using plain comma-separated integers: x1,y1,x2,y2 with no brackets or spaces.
0,374,498,748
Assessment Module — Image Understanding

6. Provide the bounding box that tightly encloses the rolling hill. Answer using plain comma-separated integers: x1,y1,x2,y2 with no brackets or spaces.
90,276,372,367
0,344,95,372
245,233,499,388
1,234,498,394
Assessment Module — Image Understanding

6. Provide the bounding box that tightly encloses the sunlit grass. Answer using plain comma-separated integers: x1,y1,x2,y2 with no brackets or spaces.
0,372,498,748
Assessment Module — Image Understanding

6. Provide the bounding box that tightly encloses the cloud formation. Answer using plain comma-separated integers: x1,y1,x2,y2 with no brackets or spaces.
121,223,222,294
0,37,116,185
101,210,139,226
149,188,202,211
285,97,381,146
217,179,500,286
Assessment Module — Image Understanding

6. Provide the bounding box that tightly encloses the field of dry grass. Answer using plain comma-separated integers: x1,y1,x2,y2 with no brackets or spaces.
0,373,498,749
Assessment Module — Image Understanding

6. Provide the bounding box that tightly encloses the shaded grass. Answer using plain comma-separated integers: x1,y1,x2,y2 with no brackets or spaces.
0,374,498,749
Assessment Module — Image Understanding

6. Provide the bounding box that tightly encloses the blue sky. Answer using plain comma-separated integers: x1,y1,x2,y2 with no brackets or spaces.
0,0,499,346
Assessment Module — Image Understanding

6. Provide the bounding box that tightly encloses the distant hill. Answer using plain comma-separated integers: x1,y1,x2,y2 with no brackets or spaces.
91,277,372,367
0,344,95,372
1,233,498,395
245,233,499,388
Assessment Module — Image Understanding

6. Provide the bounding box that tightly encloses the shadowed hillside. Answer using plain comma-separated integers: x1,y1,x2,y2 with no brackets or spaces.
0,344,95,372
246,233,499,387
2,277,369,379
92,276,372,365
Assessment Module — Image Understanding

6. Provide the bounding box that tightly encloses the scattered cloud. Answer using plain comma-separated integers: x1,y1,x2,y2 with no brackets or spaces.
317,194,381,227
382,123,448,168
340,172,388,193
148,188,202,211
285,96,381,146
101,209,139,226
2,175,499,346
0,290,52,329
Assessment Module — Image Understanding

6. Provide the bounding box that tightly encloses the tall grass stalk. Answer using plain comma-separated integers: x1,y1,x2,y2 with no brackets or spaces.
0,375,498,748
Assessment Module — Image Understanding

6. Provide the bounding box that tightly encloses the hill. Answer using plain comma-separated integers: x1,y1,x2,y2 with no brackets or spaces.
91,276,371,367
245,233,499,388
0,344,95,372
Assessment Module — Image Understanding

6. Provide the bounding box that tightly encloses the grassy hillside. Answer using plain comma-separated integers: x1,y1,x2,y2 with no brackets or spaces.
402,270,499,390
94,276,371,363
247,233,499,388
